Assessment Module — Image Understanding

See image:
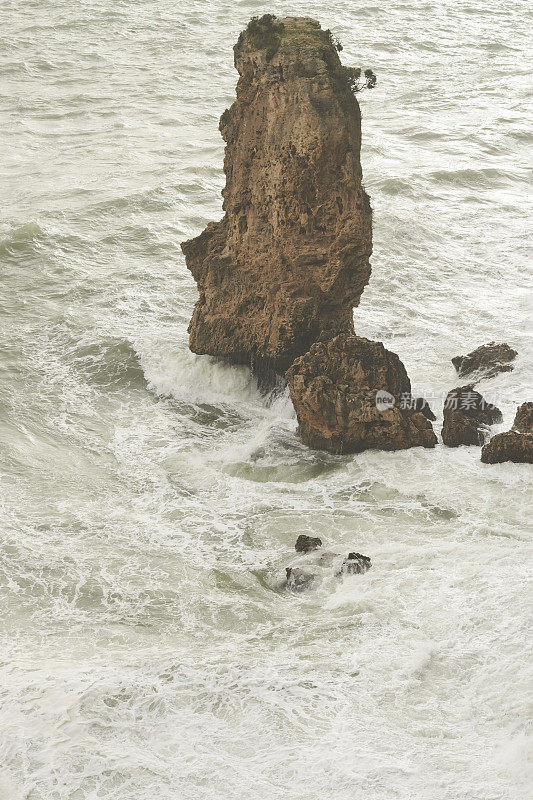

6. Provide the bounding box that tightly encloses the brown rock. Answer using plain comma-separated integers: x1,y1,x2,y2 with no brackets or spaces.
481,431,533,464
411,397,436,421
512,402,533,434
480,402,533,464
181,16,372,374
286,333,437,454
451,342,517,380
441,386,502,447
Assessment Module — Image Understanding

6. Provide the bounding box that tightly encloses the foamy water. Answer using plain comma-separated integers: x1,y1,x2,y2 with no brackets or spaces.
1,1,532,798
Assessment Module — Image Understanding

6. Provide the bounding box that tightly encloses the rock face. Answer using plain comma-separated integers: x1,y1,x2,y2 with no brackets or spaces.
181,16,372,374
412,397,437,421
441,386,502,447
480,402,533,464
182,15,437,455
481,431,533,464
451,342,517,380
286,333,437,454
512,402,533,434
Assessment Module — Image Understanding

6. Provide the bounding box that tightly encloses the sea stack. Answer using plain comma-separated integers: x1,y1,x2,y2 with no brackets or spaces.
181,16,372,376
182,15,437,453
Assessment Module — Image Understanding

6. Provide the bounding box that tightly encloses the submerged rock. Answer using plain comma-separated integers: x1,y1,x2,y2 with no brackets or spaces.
441,386,502,447
181,16,372,375
283,537,372,591
295,534,322,553
451,342,517,380
286,333,437,454
481,402,533,464
284,566,315,592
338,552,372,576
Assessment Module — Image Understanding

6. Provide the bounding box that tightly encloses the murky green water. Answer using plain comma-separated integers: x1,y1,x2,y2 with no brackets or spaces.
1,1,531,798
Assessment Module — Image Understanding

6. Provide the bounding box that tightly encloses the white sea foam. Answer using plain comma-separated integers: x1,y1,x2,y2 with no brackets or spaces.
0,1,531,798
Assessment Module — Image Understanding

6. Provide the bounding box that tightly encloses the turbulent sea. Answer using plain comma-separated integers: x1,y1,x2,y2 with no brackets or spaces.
1,1,532,798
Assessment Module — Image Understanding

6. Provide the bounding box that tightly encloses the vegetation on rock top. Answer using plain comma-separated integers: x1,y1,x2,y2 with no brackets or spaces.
341,66,377,92
239,15,377,95
239,14,285,61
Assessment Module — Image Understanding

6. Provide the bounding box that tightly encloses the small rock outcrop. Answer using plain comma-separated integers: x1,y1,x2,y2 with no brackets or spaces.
441,386,502,447
481,431,533,464
285,566,315,591
286,333,437,454
338,552,372,576
181,16,372,375
283,537,372,591
412,397,437,421
451,342,517,380
295,535,322,553
512,402,533,434
481,402,533,464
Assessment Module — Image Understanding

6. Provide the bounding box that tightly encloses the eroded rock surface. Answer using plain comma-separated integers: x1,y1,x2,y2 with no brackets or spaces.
512,402,533,434
481,431,533,464
181,15,438,455
451,342,517,380
286,333,437,454
441,386,502,447
480,402,533,464
181,16,372,374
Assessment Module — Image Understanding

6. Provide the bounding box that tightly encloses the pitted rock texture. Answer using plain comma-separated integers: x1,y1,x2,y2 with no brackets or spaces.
481,431,533,464
441,386,502,447
512,402,533,434
181,16,372,374
451,342,517,380
480,402,533,464
285,334,437,454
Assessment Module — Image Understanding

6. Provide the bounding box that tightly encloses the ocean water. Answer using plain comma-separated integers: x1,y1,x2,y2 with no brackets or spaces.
1,0,532,798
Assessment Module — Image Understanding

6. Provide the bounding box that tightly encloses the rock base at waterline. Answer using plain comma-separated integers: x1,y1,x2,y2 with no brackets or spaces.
441,386,502,447
286,333,437,454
